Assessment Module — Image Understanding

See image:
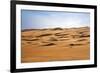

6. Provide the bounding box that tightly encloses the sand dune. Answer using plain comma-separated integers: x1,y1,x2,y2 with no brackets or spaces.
21,27,90,63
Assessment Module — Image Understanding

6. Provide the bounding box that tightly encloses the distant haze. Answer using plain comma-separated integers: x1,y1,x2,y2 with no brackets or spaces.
21,10,90,30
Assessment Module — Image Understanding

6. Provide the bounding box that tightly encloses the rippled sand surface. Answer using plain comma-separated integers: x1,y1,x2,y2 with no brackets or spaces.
21,27,90,63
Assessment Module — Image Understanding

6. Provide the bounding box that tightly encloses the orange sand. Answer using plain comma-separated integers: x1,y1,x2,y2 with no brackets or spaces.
21,27,90,63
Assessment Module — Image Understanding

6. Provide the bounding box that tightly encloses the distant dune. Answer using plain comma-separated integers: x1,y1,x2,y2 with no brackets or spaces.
21,27,90,63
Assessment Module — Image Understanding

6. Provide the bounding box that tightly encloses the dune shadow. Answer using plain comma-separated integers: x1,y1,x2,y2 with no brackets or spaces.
54,33,68,36
22,38,39,41
76,39,87,41
41,43,56,46
52,27,63,30
36,33,52,37
68,43,84,47
79,34,90,38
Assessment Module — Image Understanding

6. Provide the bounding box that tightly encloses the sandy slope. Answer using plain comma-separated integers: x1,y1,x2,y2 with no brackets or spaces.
21,27,90,63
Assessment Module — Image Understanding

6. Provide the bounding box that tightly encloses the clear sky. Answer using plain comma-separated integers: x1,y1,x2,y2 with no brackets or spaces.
21,10,90,30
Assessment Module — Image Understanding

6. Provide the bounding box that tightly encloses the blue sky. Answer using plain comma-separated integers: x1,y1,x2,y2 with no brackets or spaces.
21,10,90,30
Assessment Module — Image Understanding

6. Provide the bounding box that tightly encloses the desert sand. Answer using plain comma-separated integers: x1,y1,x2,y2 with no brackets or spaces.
21,27,90,63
